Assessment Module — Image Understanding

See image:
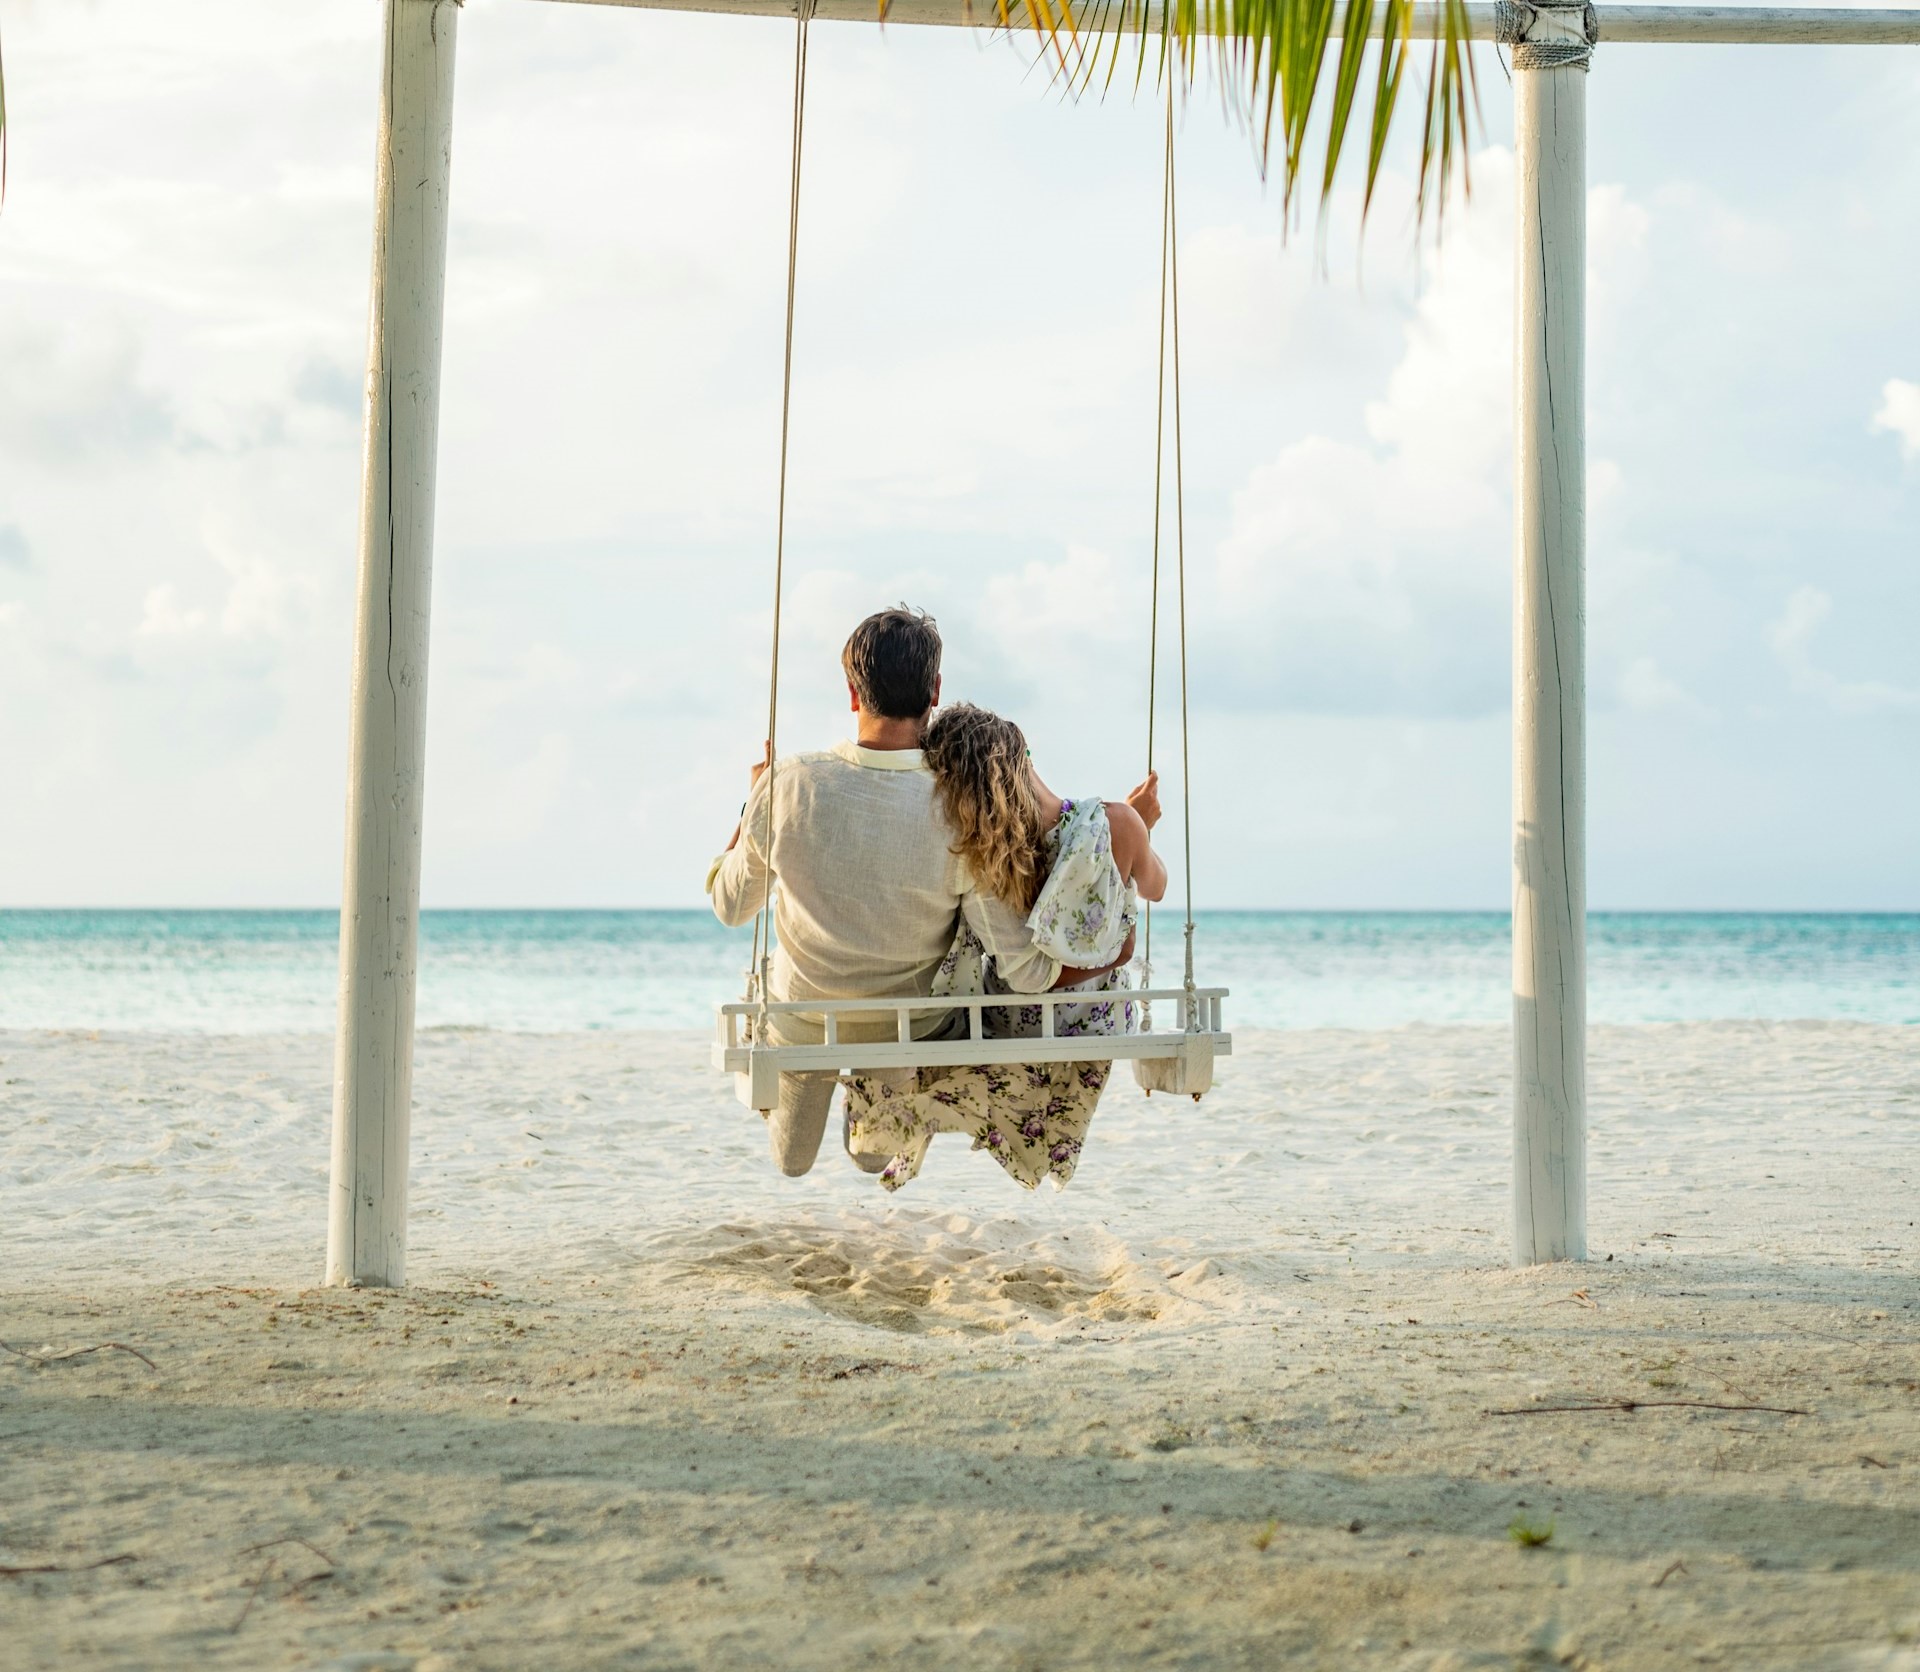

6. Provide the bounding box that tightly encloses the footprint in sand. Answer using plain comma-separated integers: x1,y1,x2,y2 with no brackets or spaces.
678,1220,1171,1335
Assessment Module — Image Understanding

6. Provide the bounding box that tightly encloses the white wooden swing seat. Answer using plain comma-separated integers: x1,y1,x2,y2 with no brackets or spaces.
714,986,1231,1111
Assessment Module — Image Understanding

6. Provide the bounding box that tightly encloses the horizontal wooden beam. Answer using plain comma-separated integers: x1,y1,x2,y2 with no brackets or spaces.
529,0,1920,46
1604,5,1920,42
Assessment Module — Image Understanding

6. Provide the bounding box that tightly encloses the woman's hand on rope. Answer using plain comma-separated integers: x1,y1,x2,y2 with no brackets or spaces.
1127,770,1162,831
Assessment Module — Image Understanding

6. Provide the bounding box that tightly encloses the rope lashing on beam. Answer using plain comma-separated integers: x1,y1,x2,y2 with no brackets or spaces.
1496,0,1600,68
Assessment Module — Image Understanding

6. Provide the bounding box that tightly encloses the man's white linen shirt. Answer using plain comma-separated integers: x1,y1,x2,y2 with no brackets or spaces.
707,739,1060,1041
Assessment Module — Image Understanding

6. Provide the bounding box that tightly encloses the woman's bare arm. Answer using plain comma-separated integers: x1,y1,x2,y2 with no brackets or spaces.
1053,926,1137,989
1105,800,1168,903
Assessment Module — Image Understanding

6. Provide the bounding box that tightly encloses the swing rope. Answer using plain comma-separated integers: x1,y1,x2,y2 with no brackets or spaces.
1144,83,1198,1028
749,0,816,1028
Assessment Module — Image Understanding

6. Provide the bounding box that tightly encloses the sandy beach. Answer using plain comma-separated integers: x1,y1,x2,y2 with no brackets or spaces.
4,1022,1916,1668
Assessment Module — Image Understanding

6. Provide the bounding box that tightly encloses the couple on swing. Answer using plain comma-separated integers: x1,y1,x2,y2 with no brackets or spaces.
707,606,1167,1192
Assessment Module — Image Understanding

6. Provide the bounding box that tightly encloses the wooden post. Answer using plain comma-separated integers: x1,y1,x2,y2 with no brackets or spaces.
1510,0,1592,1265
326,0,460,1288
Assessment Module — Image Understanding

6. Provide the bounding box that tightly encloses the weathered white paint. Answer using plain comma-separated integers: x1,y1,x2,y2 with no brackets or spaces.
1510,2,1588,1266
326,0,460,1290
531,0,1920,46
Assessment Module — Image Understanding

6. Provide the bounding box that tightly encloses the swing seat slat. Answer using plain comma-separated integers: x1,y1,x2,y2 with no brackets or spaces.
712,987,1230,1111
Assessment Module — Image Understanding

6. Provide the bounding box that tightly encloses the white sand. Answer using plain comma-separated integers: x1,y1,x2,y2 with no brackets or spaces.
3,1022,1916,1669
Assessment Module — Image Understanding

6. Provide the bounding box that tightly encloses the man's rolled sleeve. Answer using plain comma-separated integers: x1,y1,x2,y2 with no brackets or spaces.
963,887,1062,994
709,778,772,929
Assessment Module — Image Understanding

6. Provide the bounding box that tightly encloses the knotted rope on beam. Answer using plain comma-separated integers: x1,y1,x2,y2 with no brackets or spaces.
1496,0,1600,69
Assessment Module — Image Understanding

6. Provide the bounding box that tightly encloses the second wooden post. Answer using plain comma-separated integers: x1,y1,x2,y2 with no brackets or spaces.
1510,0,1594,1265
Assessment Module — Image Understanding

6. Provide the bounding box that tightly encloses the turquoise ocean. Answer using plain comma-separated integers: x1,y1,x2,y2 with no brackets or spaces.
0,911,1912,1032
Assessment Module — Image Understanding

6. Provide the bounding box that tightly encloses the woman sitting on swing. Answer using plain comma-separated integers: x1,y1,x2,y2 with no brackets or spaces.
844,703,1167,1191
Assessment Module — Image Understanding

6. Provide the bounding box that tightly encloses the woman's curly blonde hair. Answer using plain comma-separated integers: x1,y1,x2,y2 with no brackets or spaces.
922,703,1049,912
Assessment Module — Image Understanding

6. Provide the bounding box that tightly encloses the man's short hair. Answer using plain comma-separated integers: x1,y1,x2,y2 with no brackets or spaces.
842,606,942,721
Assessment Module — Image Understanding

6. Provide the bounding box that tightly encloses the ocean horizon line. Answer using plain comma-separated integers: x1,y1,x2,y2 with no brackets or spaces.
3,906,1910,1030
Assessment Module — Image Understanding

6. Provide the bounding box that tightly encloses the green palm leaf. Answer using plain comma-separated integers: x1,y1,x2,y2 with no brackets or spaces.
1008,0,1478,230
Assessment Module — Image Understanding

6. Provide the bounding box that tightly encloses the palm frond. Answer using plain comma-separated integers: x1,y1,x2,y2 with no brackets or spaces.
1320,0,1376,208
1010,0,1479,232
1364,0,1413,212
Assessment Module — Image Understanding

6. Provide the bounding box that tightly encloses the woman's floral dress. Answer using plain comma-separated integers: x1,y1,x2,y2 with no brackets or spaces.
844,798,1137,1192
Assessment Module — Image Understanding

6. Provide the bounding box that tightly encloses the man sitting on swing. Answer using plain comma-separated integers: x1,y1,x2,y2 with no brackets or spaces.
707,606,1139,1177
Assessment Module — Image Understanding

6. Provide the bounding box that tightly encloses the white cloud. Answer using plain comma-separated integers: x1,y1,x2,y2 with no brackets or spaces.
480,733,575,848
204,520,317,641
1199,150,1521,717
137,584,209,639
950,158,1670,725
982,546,1141,687
1768,586,1919,714
1872,378,1920,459
0,321,183,463
1618,655,1714,721
1177,220,1390,386
1587,183,1652,307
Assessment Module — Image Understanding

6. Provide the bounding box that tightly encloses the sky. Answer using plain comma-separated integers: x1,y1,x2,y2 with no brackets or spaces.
0,0,1915,910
